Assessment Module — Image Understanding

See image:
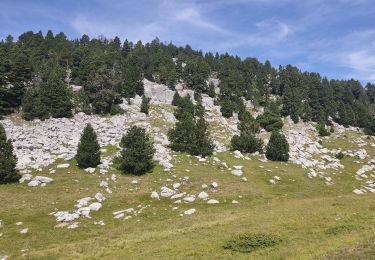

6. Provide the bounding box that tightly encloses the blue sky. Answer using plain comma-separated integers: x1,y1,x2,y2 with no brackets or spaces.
0,0,374,84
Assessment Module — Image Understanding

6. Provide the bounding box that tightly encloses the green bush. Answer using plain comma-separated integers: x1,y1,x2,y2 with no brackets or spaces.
76,124,101,168
231,135,263,154
223,233,282,253
266,131,289,161
119,126,155,175
317,123,330,136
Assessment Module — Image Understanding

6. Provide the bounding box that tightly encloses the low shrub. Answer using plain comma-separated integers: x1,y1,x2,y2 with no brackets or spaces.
223,233,282,253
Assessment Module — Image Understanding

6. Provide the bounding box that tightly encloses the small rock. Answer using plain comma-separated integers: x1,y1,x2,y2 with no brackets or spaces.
151,191,159,199
198,191,209,200
20,228,28,234
184,208,196,215
211,182,218,188
207,199,219,204
57,163,70,169
85,168,96,174
89,202,102,211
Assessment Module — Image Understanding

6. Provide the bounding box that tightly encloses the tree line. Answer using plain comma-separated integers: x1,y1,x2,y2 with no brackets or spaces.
0,30,374,135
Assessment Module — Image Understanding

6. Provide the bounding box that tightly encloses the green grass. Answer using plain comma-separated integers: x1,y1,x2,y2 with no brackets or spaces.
0,124,374,259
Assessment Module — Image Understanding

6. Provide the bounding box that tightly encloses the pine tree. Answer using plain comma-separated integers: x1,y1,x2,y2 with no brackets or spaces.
119,126,155,175
40,64,73,118
168,112,196,153
231,110,263,153
21,88,49,121
172,91,181,106
191,117,214,157
208,82,216,98
266,131,289,161
0,124,20,184
76,124,101,168
140,95,150,114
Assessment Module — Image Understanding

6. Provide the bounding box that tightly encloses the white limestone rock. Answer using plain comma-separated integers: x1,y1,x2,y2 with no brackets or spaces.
184,208,196,215
198,191,209,200
160,186,176,197
151,191,159,200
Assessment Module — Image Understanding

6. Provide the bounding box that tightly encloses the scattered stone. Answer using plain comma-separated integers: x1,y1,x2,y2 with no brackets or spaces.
20,228,28,234
184,208,196,215
95,193,105,202
198,191,209,200
171,192,186,199
151,191,159,199
89,202,102,211
207,199,219,204
67,223,79,229
183,195,196,203
160,186,176,197
172,183,181,189
85,167,96,174
231,169,243,176
353,189,365,195
211,182,218,188
57,164,70,169
232,200,239,204
19,174,33,183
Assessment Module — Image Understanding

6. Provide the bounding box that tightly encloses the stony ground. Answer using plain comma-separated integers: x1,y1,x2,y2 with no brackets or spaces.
0,81,374,259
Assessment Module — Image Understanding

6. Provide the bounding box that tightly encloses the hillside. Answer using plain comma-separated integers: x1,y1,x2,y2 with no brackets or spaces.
0,32,375,259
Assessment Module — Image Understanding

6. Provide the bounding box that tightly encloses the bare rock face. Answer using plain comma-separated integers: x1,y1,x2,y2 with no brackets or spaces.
143,79,175,104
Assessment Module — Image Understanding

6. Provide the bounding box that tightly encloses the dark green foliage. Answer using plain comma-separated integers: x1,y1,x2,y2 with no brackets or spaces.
76,124,101,168
174,95,195,120
73,90,91,114
172,91,181,106
195,96,205,118
21,88,49,120
231,135,263,153
208,82,216,98
119,126,155,175
231,110,263,153
168,113,196,153
168,96,214,157
223,233,282,253
110,104,125,115
40,65,73,118
0,124,20,184
140,95,150,114
190,117,214,157
220,98,234,118
257,103,283,132
266,131,289,161
238,111,260,135
317,123,330,136
91,89,122,115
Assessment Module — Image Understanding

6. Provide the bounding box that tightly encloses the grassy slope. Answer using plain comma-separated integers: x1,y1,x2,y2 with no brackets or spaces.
0,116,374,259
